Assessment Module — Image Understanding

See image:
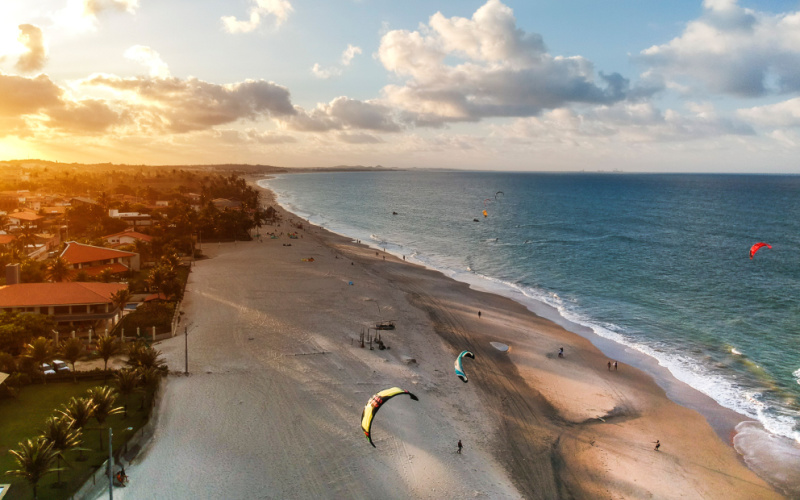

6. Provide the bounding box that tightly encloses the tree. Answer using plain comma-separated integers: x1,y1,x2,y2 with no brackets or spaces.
7,438,61,499
136,366,163,409
110,288,131,317
145,265,168,294
95,335,122,372
126,339,167,370
24,337,55,383
46,256,71,282
115,369,140,418
87,386,123,451
59,397,96,462
59,337,84,383
97,268,114,283
40,415,81,487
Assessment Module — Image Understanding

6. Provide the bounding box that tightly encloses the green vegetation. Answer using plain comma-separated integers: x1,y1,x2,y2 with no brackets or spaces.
0,380,153,500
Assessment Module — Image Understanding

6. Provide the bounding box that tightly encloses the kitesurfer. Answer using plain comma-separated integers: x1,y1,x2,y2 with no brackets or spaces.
457,439,463,454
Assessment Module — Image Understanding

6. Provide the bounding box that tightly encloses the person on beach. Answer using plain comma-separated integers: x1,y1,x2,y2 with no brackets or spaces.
457,440,463,454
654,440,660,451
116,467,128,486
614,361,618,371
608,361,611,371
478,311,481,318
558,347,564,358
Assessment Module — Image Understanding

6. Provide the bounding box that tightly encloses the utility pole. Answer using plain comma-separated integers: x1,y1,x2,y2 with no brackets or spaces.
184,326,188,375
108,427,113,499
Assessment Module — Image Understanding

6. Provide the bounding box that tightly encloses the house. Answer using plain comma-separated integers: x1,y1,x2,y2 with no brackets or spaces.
60,241,140,278
0,281,127,328
7,211,43,229
108,209,152,227
102,229,153,246
0,234,15,248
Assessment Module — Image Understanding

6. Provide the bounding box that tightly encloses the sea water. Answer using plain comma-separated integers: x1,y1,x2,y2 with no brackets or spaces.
260,171,800,491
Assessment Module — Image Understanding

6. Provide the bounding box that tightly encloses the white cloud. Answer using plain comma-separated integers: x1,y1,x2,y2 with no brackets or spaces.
59,0,139,32
312,44,362,79
15,24,47,73
637,0,800,97
311,63,340,80
377,0,635,126
222,0,293,33
283,96,401,132
738,97,800,128
124,45,170,78
341,44,362,66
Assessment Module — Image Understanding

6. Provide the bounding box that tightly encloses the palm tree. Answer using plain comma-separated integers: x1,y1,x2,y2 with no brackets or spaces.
95,335,122,372
7,438,61,499
97,268,114,283
46,256,71,282
24,337,54,383
144,265,168,294
59,337,84,383
40,415,81,487
136,366,164,410
87,386,123,451
115,369,140,418
110,288,131,319
126,339,167,370
59,397,96,461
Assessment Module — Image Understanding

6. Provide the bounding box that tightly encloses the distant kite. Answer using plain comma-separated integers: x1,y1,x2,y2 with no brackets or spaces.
495,191,504,200
750,242,772,259
360,387,419,447
454,350,475,383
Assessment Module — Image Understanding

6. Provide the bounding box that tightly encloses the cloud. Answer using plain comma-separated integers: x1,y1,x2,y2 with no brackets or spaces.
311,44,362,79
738,97,800,128
341,44,362,66
82,0,140,16
0,72,63,117
498,101,754,145
222,0,293,33
637,0,800,97
15,24,47,73
124,46,170,78
377,0,633,126
47,98,126,132
337,132,383,144
78,75,297,133
284,97,401,132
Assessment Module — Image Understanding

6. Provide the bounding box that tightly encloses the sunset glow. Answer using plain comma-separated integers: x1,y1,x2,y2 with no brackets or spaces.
1,1,800,172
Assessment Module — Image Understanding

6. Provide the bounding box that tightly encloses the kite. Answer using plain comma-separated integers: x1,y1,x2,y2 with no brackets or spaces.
750,242,771,259
483,198,492,207
495,191,504,200
454,350,475,383
483,210,488,218
360,387,419,447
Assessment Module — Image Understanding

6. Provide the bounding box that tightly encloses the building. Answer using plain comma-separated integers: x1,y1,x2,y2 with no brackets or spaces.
60,241,140,279
102,229,153,247
0,281,127,329
108,209,152,227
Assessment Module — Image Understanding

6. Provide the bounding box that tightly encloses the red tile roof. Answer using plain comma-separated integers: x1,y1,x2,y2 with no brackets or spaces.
0,282,127,307
0,234,15,245
101,230,153,242
61,241,136,264
69,263,129,278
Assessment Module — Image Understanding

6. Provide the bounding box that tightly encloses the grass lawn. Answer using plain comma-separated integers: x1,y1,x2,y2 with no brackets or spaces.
0,380,153,500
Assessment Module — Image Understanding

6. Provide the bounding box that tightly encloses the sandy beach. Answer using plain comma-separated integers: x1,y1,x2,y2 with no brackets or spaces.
89,183,783,500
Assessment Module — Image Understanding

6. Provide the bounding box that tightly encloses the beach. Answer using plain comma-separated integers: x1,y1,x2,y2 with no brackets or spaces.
90,183,783,499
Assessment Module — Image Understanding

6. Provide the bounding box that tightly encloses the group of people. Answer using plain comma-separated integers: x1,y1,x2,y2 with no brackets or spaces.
607,361,618,371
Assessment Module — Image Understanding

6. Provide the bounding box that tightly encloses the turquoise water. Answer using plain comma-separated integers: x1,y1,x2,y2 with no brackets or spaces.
261,171,800,445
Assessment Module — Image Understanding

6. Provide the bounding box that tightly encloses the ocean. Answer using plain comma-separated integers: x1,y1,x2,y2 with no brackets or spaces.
260,171,800,486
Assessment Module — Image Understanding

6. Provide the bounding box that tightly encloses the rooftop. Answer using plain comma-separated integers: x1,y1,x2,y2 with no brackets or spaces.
61,241,137,264
0,282,127,307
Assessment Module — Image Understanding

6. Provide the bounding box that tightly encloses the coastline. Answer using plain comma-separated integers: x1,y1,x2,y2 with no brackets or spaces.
96,179,783,499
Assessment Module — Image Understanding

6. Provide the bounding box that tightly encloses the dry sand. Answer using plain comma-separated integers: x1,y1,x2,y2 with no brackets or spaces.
90,185,783,500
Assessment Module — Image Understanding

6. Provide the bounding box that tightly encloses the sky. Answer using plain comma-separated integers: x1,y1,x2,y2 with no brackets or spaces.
1,0,800,173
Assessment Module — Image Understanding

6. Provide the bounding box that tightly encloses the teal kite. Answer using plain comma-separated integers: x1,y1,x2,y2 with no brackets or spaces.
454,350,475,383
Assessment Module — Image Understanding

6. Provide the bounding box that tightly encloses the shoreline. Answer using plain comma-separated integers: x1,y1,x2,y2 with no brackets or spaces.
257,176,798,497
95,179,784,499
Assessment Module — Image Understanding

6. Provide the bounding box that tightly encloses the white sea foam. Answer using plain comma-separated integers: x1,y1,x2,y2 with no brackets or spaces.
734,421,800,497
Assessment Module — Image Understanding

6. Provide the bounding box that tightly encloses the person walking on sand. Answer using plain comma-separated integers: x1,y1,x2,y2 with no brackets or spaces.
654,440,660,451
478,311,481,318
614,361,618,371
558,347,564,358
457,439,463,454
608,361,611,371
